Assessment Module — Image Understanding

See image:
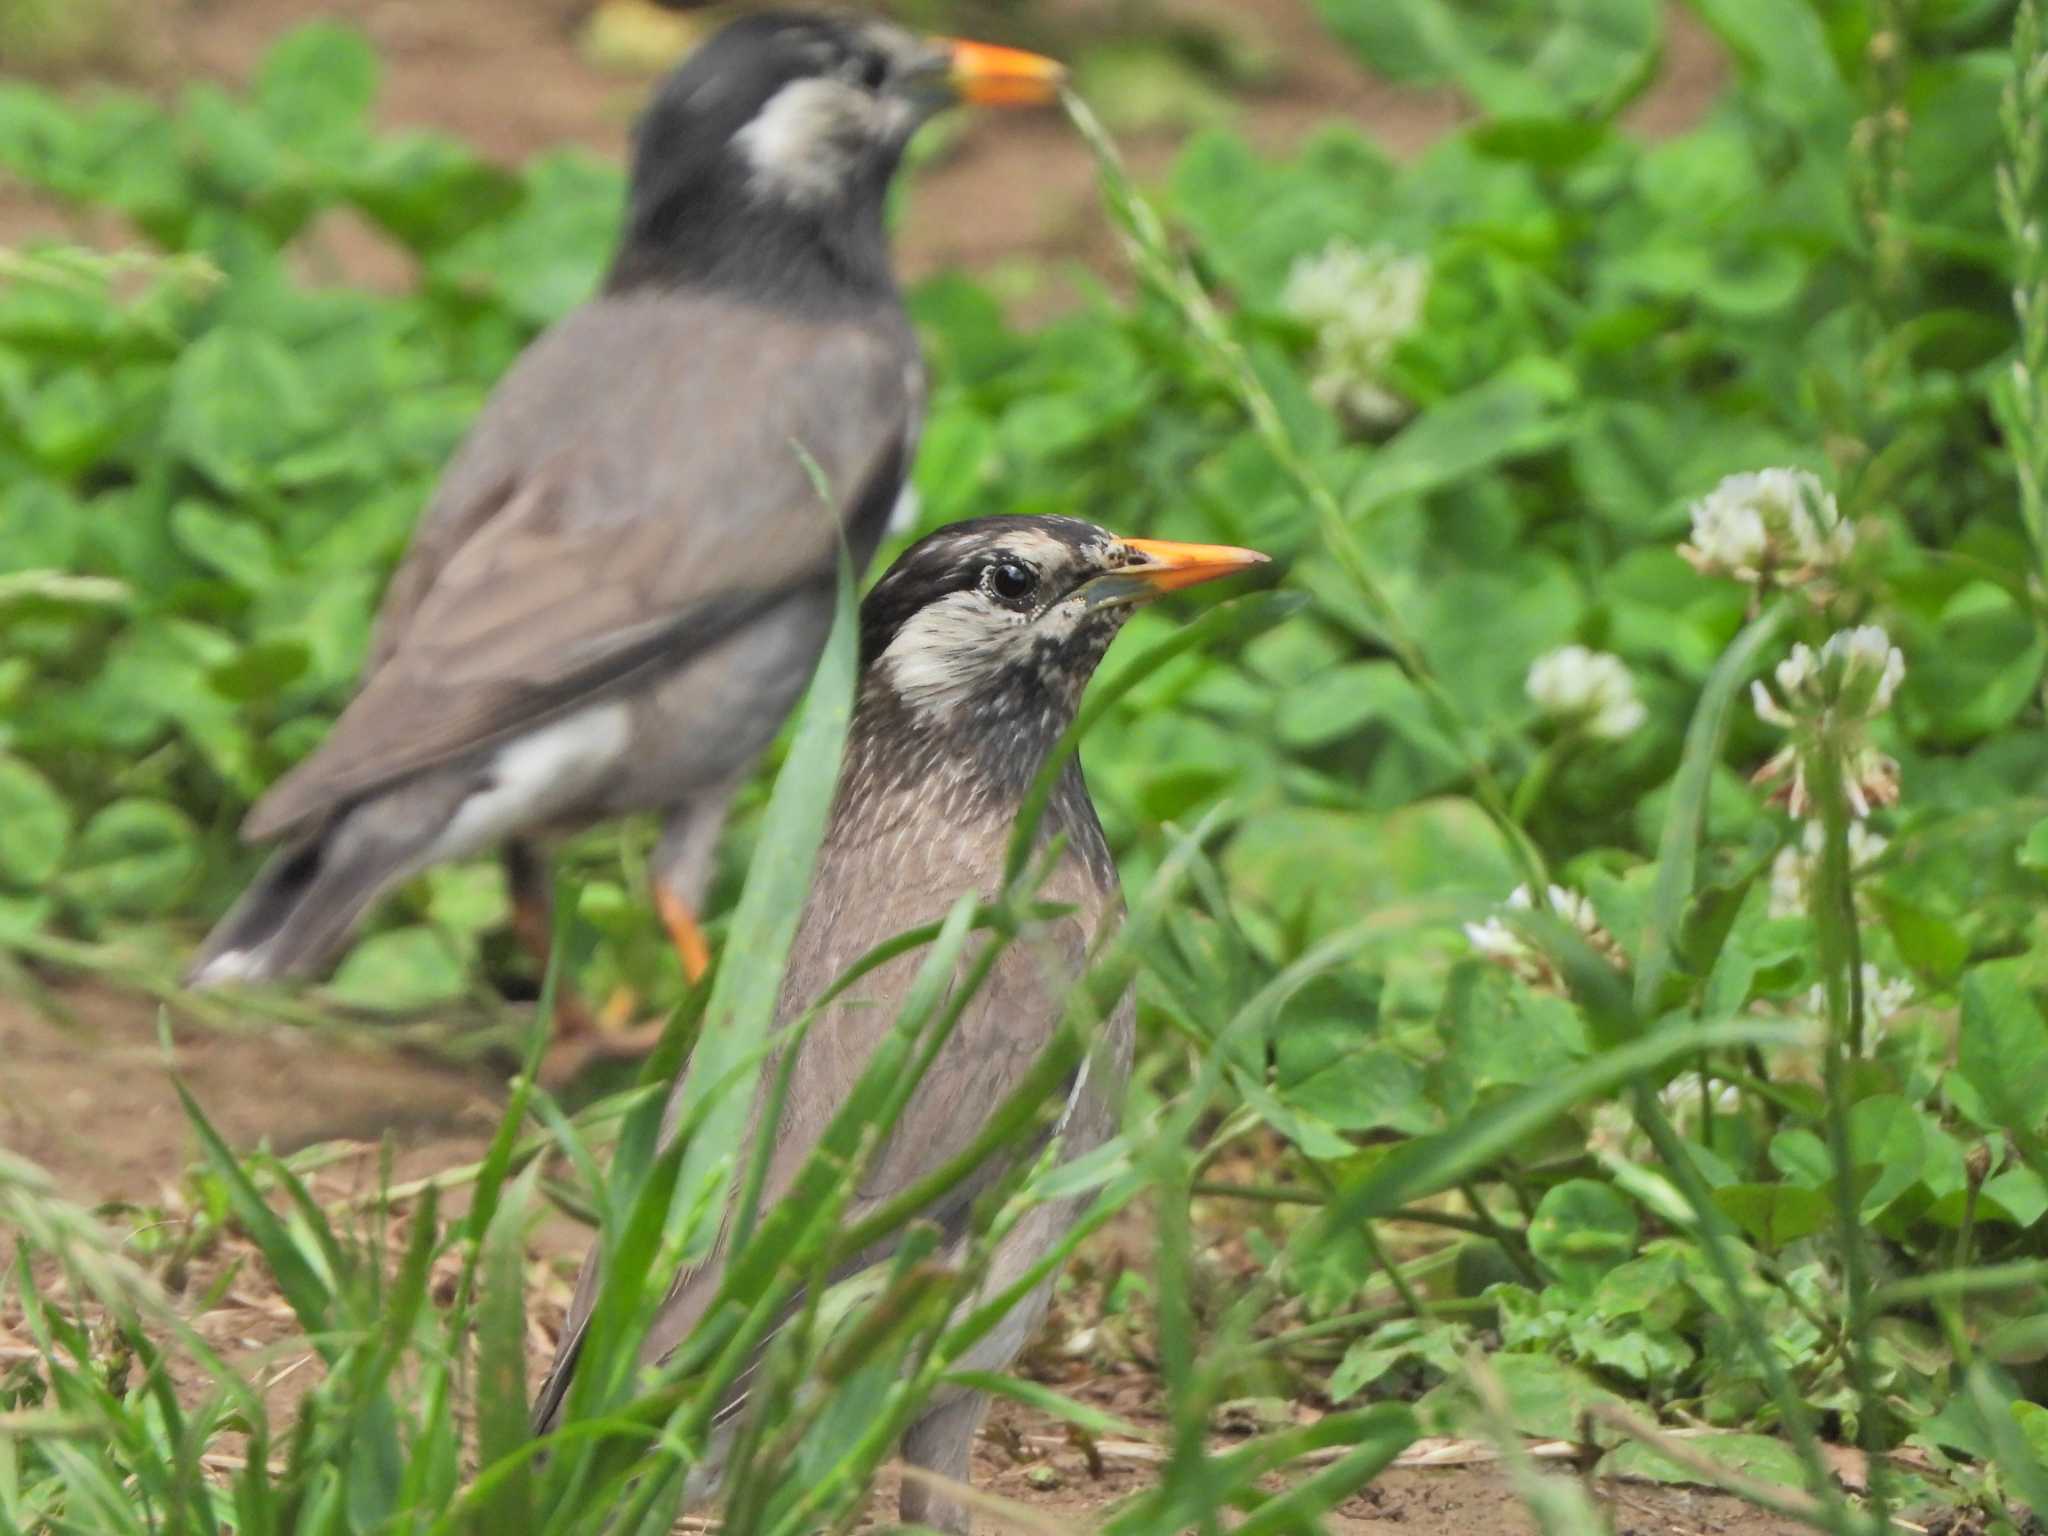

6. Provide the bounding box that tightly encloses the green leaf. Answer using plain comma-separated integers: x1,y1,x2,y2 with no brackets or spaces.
255,22,378,155
424,864,511,940
473,1161,538,1525
1712,1183,1831,1250
434,150,620,326
346,131,521,252
1908,581,2048,745
0,753,71,887
1311,0,1662,119
1686,0,1852,126
175,1079,333,1335
1351,369,1575,520
0,478,80,574
1956,967,2048,1135
1430,1354,1628,1441
1528,1178,1638,1294
325,926,468,1012
1983,1166,2048,1229
2020,817,2048,875
165,329,319,495
170,500,281,591
1274,1035,1437,1136
1849,1096,1928,1220
1872,888,1969,983
58,799,200,917
1226,797,1516,941
1300,1018,1796,1258
1968,1366,2048,1521
205,638,312,702
1599,1431,1807,1492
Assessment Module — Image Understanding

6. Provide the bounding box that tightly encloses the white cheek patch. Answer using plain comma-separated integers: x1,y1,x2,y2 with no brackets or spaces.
880,591,1027,719
733,78,877,205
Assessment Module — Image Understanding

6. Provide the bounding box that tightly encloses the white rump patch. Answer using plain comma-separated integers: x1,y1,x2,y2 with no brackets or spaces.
429,702,632,861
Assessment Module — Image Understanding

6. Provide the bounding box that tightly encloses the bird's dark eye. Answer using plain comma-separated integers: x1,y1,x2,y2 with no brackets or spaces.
841,51,890,91
983,559,1038,605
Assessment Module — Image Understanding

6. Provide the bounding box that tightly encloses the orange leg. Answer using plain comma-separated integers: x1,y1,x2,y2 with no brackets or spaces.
657,881,712,984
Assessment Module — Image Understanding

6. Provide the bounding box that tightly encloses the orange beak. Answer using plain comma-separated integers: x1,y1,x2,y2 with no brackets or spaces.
942,38,1067,107
1072,537,1268,610
1120,537,1271,593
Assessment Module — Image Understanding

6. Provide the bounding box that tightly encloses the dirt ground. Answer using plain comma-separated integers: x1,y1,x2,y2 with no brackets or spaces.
0,2,1825,1530
0,0,1729,303
4,983,1826,1536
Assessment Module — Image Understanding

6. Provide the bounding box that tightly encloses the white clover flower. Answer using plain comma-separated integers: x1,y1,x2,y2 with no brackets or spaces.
1867,970,1916,1022
1768,821,1888,919
1282,239,1429,428
1805,965,1915,1026
1462,913,1524,963
1463,882,1625,986
1587,1099,1642,1159
1820,625,1906,716
1658,1070,1743,1119
1752,625,1905,818
1526,645,1647,741
1680,468,1853,593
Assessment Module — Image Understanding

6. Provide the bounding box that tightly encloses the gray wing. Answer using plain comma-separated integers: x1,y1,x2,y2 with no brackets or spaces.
244,293,917,843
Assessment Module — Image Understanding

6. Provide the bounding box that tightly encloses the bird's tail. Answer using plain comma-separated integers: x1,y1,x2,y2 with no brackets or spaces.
185,830,399,988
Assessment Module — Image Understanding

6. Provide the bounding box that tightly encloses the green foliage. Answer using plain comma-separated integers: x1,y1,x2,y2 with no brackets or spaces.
0,42,598,1006
3,0,2048,1530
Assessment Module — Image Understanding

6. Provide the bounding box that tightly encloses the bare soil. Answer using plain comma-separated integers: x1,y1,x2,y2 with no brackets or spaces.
0,3,1802,1530
0,0,1729,305
5,984,1819,1535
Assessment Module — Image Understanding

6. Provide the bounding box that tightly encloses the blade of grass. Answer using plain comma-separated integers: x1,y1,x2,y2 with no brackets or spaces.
474,1162,542,1531
665,544,859,1257
1634,599,1793,1011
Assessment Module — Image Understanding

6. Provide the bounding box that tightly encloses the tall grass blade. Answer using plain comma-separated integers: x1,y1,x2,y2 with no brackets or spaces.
665,544,860,1255
475,1162,542,1532
1633,599,1792,1010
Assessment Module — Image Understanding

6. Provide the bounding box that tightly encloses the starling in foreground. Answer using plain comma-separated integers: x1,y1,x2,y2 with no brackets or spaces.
533,514,1267,1531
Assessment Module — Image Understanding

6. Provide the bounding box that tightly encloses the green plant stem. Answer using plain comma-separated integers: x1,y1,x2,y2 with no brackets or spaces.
1999,0,2048,627
1509,735,1576,826
1935,1176,1980,1369
1359,1222,1432,1325
1060,89,1547,891
1628,1089,1858,1529
1853,0,1915,309
1876,1258,2048,1306
1256,1296,1496,1358
4,926,519,1057
1456,1179,1547,1289
1808,738,1889,1527
1194,1180,1524,1241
